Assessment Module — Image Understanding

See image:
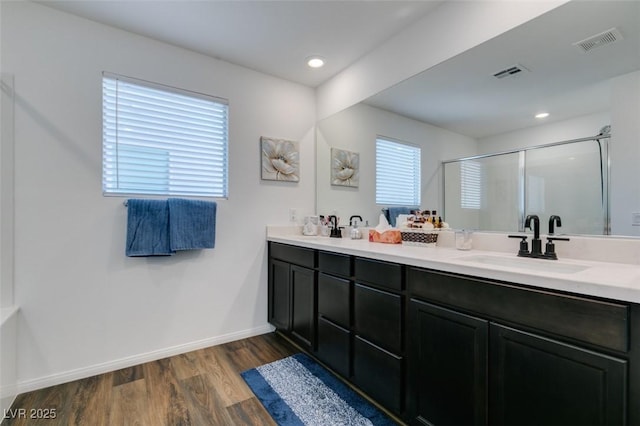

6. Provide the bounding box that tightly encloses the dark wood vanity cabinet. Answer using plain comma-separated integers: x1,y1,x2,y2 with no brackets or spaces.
409,299,488,425
352,282,403,413
490,323,626,426
269,245,406,416
268,258,291,330
290,265,315,348
316,251,352,378
268,242,638,425
317,270,351,378
408,267,630,426
268,243,316,350
353,258,404,415
315,252,407,415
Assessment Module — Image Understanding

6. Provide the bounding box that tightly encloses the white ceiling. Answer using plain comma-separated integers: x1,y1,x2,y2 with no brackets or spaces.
39,0,443,88
36,1,640,138
365,0,640,138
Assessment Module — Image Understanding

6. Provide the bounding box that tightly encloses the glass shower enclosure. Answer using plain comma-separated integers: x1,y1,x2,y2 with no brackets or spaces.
443,136,610,235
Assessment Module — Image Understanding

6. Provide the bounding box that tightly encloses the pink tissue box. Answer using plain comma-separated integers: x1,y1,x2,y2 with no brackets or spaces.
368,229,402,244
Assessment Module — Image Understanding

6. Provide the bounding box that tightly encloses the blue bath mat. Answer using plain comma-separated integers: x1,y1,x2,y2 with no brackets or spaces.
241,353,397,425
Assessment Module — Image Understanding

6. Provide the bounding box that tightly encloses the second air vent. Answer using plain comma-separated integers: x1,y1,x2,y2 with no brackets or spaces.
573,28,623,53
493,64,529,80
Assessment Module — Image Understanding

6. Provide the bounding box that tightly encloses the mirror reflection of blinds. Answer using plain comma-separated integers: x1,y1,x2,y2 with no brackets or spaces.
460,160,481,209
376,137,421,205
102,73,229,198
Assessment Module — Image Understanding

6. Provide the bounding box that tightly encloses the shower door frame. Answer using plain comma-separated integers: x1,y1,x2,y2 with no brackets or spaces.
442,134,611,235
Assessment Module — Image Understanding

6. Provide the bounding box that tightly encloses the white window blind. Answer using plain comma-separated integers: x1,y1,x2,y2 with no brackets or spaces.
102,73,229,198
460,160,481,209
376,137,421,205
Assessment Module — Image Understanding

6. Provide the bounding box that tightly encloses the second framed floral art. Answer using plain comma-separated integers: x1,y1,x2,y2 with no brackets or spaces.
331,148,359,187
261,137,299,182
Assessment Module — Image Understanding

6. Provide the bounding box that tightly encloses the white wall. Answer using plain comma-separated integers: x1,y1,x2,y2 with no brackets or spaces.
610,70,640,236
1,1,315,392
317,103,477,225
316,0,567,119
1,56,18,417
1,309,18,414
0,73,14,309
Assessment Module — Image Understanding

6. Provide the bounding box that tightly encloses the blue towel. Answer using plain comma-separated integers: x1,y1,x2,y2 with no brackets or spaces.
387,206,418,227
168,198,217,250
126,199,173,256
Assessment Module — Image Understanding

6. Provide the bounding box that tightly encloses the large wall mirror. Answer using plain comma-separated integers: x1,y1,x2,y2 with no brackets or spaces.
316,0,640,236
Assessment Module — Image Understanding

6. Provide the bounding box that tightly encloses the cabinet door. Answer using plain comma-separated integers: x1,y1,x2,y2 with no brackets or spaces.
409,299,488,426
268,258,290,330
290,265,315,349
490,323,627,426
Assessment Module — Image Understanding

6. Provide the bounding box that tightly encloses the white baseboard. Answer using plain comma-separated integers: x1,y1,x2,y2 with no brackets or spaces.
16,324,275,395
1,391,18,422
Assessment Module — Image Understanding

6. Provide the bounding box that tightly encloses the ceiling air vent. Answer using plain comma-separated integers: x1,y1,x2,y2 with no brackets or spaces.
493,64,529,80
573,28,623,53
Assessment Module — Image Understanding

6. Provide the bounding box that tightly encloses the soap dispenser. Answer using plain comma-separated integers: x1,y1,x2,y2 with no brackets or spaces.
350,217,362,239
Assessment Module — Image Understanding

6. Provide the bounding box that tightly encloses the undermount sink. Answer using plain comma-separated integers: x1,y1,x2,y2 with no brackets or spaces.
458,254,590,274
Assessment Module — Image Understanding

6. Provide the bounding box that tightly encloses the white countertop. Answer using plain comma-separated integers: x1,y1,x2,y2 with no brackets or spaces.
267,229,640,304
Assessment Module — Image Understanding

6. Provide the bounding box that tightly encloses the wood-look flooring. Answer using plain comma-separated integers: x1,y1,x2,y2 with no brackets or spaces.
4,332,298,426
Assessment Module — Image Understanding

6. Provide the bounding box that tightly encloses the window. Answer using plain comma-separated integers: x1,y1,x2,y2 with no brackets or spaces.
102,73,228,198
376,137,421,205
460,160,481,209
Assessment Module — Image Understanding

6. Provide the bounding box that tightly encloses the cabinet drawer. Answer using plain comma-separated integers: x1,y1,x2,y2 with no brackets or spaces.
269,242,315,268
318,273,350,328
354,284,402,354
354,257,402,291
409,268,629,352
317,317,351,378
318,251,351,277
353,336,403,415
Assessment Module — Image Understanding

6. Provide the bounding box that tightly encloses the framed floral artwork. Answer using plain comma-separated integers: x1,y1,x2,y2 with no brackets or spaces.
331,148,359,187
261,137,300,182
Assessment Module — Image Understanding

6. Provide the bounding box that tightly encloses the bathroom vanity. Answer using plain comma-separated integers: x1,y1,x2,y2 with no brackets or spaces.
266,230,640,425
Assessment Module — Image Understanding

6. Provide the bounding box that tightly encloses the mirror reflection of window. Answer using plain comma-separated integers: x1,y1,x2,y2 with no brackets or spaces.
460,160,481,210
375,137,421,206
444,152,521,233
526,175,546,214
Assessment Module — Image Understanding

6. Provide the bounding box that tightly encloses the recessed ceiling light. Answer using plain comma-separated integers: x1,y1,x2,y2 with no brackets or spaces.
306,56,325,69
535,112,550,119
